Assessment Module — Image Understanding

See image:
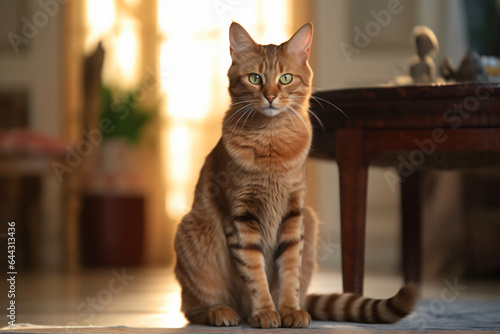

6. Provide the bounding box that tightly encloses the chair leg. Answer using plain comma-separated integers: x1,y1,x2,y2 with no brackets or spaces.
336,129,368,294
400,170,422,284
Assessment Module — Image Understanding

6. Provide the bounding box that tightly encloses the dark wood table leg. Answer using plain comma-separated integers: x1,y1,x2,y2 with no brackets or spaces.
400,170,422,284
336,129,368,294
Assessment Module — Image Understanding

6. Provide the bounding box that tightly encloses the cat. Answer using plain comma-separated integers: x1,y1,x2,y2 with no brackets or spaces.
173,22,417,328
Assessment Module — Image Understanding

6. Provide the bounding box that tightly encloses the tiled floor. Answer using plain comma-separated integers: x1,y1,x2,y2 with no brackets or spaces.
2,267,500,331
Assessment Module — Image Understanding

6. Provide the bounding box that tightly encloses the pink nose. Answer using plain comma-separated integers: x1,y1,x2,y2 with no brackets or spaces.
266,95,276,103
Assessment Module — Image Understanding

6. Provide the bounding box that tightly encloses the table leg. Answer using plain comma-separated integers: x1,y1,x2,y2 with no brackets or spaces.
336,129,368,294
400,170,422,284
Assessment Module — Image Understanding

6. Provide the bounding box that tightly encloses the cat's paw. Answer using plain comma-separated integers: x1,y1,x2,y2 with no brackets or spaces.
281,309,311,328
248,310,281,328
208,305,240,326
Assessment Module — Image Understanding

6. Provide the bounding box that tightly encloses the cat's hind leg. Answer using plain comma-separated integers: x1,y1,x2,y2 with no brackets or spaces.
208,305,241,326
174,213,241,326
180,289,240,326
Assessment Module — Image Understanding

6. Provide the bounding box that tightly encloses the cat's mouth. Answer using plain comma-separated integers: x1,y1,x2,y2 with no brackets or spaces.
260,106,282,117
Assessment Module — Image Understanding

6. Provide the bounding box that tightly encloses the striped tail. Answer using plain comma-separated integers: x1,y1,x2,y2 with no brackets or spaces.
305,285,418,323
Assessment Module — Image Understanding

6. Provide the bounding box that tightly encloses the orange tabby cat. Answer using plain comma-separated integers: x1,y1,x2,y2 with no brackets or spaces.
174,22,417,328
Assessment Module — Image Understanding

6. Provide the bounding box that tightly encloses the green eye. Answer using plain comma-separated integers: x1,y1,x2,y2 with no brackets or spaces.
279,73,293,85
248,73,262,85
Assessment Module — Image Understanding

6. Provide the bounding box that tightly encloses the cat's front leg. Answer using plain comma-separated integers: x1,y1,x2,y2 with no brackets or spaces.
226,213,281,328
274,209,311,328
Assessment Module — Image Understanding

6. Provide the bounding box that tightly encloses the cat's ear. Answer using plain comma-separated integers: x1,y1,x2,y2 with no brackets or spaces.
229,22,258,59
284,23,313,64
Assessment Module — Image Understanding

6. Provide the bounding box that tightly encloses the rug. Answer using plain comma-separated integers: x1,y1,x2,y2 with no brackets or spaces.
2,300,500,333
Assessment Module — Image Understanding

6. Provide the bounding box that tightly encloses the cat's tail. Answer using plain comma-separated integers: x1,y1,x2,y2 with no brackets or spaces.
304,285,418,323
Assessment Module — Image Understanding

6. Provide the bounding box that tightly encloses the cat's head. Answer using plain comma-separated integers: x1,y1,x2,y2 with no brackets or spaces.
227,22,313,119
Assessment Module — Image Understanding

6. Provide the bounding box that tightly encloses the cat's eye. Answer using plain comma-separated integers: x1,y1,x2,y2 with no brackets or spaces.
279,74,293,85
248,73,262,85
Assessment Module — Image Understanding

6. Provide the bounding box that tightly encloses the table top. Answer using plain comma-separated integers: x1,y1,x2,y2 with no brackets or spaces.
310,82,500,131
309,82,500,166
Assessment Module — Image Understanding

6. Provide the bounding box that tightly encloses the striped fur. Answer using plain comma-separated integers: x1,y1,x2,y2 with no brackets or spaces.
173,22,418,329
305,285,418,323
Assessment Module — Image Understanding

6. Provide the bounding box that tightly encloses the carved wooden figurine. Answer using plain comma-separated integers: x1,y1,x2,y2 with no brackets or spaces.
409,26,439,84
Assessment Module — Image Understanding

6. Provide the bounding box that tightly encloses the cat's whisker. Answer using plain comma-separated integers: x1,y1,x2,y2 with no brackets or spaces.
294,95,328,112
250,107,258,122
230,107,253,139
230,108,251,139
286,106,310,135
281,101,297,127
286,107,296,126
223,104,252,128
310,95,349,119
306,95,325,110
294,95,349,120
290,101,325,132
239,107,256,136
227,106,252,140
229,99,259,107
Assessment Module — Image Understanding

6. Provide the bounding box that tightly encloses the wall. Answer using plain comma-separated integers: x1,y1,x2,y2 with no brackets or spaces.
0,1,64,269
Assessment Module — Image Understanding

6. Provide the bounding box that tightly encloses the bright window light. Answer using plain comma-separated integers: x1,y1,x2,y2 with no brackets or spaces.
157,0,292,221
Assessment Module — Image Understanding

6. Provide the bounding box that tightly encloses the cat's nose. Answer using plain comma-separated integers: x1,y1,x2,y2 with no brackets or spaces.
266,95,276,104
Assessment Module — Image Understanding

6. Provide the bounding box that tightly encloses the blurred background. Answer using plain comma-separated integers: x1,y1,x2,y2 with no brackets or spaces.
1,0,499,283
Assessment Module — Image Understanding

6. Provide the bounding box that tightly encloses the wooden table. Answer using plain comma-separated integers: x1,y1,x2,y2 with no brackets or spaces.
309,82,500,294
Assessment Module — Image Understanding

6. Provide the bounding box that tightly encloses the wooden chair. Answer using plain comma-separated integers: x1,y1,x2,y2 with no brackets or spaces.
309,82,500,294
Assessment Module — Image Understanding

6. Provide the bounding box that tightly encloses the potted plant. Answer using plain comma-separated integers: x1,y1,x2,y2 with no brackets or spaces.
80,86,153,267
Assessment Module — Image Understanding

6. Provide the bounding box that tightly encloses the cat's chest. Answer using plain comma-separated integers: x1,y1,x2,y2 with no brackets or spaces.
225,128,310,173
236,141,295,166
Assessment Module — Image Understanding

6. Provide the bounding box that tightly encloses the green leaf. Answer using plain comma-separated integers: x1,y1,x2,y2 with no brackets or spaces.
99,86,153,144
